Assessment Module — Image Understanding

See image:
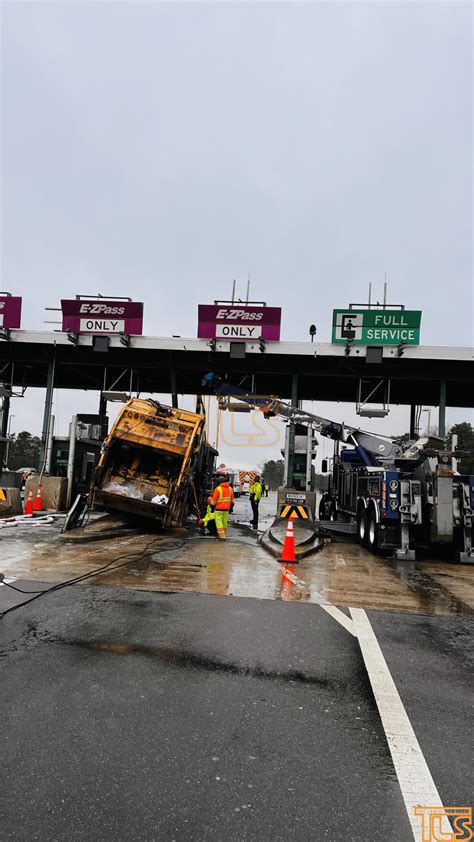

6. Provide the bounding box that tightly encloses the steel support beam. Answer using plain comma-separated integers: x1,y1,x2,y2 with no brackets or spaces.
0,394,10,472
1,394,10,439
170,370,178,409
39,354,55,471
409,405,417,439
439,380,447,440
286,373,298,488
98,394,108,417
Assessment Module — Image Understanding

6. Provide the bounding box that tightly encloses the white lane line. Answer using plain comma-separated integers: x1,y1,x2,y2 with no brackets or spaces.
320,604,356,637
350,607,452,842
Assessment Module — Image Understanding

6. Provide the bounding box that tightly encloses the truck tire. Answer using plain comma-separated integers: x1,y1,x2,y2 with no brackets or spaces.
367,508,379,553
357,509,368,547
319,496,332,521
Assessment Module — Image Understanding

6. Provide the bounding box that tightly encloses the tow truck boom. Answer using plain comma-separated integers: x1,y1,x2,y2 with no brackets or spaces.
203,373,418,465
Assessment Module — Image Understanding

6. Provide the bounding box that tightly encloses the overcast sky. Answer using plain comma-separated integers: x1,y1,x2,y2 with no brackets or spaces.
1,1,472,466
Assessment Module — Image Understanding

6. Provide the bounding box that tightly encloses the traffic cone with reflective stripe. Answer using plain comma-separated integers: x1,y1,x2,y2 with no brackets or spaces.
24,488,34,516
33,484,43,512
281,515,296,562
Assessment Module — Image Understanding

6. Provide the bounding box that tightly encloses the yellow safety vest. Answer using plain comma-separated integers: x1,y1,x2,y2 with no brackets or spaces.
249,482,263,501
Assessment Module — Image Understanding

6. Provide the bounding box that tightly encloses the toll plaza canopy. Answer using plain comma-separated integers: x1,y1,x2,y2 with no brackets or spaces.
0,330,473,408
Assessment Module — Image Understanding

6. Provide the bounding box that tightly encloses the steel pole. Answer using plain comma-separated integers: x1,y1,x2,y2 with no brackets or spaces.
439,381,447,440
306,426,313,491
0,394,10,438
45,415,55,474
0,395,10,473
170,370,178,409
39,352,56,470
66,416,77,509
286,373,298,487
283,424,290,486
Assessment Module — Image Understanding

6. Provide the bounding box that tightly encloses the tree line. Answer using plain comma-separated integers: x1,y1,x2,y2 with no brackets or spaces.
4,431,41,471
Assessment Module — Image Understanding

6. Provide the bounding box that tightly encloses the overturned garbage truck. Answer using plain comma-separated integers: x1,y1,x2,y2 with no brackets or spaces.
92,398,216,526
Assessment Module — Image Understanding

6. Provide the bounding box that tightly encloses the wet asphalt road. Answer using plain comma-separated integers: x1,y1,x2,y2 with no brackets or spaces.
0,494,473,840
1,587,408,842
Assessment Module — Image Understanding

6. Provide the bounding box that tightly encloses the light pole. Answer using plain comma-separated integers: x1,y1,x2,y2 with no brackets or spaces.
5,415,15,465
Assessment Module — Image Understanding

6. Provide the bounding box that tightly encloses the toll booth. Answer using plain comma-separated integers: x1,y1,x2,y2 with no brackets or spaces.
283,424,317,492
50,437,101,496
50,414,107,499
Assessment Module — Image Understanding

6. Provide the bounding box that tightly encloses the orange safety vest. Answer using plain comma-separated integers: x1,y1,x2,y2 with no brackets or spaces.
212,482,234,511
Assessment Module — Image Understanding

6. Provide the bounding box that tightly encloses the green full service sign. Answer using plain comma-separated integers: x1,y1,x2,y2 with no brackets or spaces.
332,309,422,346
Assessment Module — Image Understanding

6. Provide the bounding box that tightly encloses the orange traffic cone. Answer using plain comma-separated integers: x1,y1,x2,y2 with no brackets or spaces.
33,484,43,512
24,488,34,516
281,515,296,562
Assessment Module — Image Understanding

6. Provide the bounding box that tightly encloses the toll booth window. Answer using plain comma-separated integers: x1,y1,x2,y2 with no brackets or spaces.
82,453,96,484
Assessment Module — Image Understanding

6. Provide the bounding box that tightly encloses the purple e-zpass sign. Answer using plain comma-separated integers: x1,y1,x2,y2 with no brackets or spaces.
61,300,144,335
198,304,281,342
0,296,22,329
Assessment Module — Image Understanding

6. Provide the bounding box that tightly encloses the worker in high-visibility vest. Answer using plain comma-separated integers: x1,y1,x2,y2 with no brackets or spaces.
212,474,234,540
249,475,263,529
198,496,217,536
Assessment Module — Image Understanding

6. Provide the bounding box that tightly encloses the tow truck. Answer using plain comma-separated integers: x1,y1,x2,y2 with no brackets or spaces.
203,373,473,562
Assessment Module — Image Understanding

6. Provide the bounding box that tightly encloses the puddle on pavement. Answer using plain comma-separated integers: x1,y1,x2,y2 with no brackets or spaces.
1,516,473,617
59,637,361,691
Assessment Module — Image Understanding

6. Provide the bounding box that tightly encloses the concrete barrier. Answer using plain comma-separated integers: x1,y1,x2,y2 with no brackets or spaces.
25,476,68,512
277,488,317,520
0,487,23,518
260,516,325,560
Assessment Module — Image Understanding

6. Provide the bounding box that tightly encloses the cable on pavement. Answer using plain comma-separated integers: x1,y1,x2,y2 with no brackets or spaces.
0,535,186,620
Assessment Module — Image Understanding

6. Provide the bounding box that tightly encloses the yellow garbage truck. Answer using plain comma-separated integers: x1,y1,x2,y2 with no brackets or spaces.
92,398,216,526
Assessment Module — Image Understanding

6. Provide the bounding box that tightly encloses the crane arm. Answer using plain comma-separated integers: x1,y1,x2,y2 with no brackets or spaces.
202,373,404,462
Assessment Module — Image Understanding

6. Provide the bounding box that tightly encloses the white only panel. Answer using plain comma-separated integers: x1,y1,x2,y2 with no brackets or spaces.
79,319,125,333
215,324,262,340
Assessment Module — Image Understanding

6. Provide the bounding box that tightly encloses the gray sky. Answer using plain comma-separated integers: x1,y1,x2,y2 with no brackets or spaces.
1,1,472,466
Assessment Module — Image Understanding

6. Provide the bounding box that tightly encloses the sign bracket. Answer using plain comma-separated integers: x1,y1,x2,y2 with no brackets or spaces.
357,378,391,418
